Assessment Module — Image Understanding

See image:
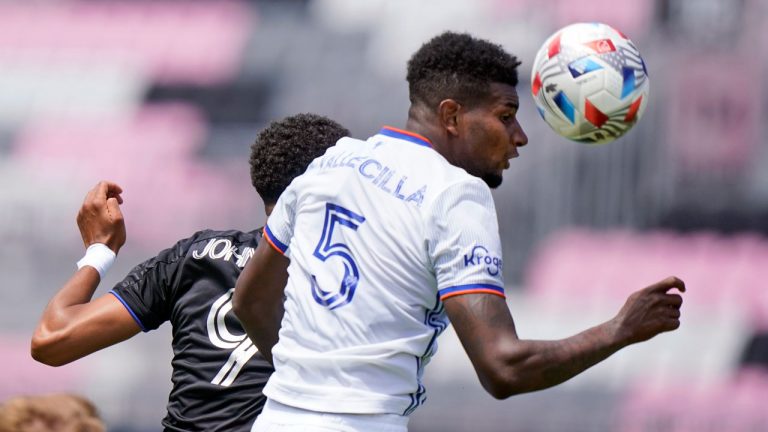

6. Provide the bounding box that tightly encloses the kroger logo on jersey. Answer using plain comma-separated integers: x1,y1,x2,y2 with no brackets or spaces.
463,245,502,276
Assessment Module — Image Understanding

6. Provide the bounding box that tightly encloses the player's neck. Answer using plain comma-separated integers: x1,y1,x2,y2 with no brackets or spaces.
404,114,454,165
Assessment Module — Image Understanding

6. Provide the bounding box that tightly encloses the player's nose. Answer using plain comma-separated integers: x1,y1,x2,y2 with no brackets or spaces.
511,120,528,148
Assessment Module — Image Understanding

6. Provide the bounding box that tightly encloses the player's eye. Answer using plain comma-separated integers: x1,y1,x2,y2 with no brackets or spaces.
500,113,514,123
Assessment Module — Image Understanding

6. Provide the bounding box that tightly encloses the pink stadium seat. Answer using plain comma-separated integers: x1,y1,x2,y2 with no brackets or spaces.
0,335,87,400
13,103,206,165
617,380,693,432
667,54,759,174
525,229,768,322
743,266,768,330
549,0,654,38
526,229,603,298
0,1,252,84
11,103,255,250
618,369,768,432
678,369,768,432
732,368,768,429
639,232,685,282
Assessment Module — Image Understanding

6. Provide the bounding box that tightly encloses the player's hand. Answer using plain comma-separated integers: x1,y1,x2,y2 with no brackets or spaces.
77,181,126,254
611,276,685,346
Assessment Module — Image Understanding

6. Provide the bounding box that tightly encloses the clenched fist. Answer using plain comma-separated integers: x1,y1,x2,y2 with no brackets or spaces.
76,181,126,254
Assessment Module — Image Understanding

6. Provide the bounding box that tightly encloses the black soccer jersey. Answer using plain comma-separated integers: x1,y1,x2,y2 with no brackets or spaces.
111,229,273,432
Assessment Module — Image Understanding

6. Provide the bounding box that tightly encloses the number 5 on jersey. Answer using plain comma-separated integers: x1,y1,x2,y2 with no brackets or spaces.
311,203,366,310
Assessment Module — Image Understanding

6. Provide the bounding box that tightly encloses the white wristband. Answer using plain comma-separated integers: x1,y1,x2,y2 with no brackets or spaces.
77,243,116,280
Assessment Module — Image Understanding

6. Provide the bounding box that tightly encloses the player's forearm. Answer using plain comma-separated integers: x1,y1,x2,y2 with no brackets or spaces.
232,277,284,364
232,289,283,364
232,242,289,364
489,320,625,397
31,268,101,365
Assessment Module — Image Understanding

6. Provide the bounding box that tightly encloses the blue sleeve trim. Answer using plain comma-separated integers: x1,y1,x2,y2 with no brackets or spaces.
110,290,148,332
438,283,505,300
264,224,288,254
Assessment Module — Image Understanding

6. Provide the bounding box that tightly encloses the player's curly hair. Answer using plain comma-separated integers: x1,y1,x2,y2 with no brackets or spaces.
250,113,349,205
0,393,105,432
406,31,521,109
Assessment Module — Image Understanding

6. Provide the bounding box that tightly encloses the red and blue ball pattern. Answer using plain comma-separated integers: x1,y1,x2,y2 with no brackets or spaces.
531,22,650,144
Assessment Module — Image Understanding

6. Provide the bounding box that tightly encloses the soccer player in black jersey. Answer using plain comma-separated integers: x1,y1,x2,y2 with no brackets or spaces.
31,114,350,431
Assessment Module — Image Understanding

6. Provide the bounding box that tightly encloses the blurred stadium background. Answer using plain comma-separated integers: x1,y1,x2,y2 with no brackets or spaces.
1,0,767,430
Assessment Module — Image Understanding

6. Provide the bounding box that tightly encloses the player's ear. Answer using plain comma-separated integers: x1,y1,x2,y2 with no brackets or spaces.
438,99,461,137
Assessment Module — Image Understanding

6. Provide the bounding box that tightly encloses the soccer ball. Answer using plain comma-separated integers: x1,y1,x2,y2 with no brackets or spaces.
531,22,649,144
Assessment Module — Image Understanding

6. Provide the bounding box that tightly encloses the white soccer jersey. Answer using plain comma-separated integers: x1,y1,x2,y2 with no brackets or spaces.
262,126,505,416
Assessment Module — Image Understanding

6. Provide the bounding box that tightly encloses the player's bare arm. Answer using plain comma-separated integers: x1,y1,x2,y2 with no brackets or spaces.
232,238,289,364
32,181,140,366
444,276,685,399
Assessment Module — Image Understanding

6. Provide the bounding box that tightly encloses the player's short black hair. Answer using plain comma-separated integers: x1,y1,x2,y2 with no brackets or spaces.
406,31,521,109
249,113,349,205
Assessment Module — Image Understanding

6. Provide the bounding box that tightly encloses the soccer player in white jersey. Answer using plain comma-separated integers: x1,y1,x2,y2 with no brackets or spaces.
233,32,685,432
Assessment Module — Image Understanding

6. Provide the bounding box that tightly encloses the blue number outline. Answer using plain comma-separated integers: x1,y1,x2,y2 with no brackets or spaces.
310,203,366,310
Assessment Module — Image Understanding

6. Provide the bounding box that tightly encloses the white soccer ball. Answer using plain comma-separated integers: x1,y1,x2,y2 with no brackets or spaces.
531,22,650,144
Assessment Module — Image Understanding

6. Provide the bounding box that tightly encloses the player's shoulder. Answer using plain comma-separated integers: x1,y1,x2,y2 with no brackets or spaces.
419,154,490,193
434,160,484,187
416,168,494,221
365,130,490,209
299,136,365,174
335,136,365,148
319,136,369,160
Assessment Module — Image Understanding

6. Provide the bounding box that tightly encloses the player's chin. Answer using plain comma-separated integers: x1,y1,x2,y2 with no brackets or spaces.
481,173,503,189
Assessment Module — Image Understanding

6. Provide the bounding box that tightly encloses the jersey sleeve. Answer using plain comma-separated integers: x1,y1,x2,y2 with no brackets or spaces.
263,182,298,255
109,233,201,331
427,179,505,301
